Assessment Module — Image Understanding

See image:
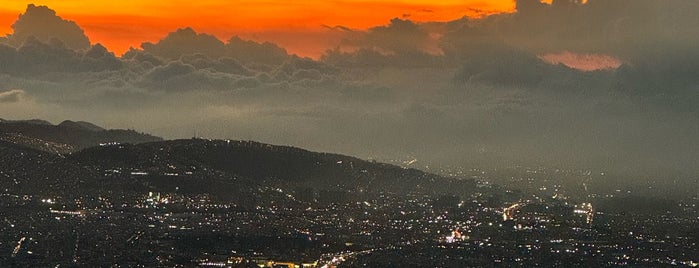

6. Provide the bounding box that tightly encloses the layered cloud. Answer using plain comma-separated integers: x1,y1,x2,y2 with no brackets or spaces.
139,27,289,65
0,39,121,76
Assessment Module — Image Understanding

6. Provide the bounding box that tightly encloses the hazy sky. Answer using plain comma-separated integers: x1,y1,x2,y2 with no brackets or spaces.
1,0,699,185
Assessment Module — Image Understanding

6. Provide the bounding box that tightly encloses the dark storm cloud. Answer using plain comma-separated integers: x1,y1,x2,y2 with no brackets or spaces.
320,0,699,78
4,4,90,51
453,48,555,86
456,0,699,64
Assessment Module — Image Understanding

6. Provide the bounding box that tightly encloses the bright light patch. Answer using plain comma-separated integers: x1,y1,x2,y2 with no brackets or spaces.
539,52,622,72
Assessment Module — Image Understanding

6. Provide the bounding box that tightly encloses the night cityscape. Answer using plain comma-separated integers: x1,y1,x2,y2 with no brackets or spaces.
1,120,698,267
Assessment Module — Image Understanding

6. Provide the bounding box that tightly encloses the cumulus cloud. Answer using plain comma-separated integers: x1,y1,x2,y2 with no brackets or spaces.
226,36,289,65
0,39,123,76
141,27,226,60
5,4,90,51
323,18,444,67
320,0,699,74
138,28,290,66
471,0,699,64
140,61,241,91
359,18,431,54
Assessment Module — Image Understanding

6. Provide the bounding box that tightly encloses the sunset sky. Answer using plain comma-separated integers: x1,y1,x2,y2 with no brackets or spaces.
0,1,515,56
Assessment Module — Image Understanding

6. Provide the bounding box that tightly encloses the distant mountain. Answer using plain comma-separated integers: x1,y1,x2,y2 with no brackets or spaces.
0,119,162,153
57,120,105,132
70,139,477,196
3,119,53,125
0,119,481,202
0,136,481,203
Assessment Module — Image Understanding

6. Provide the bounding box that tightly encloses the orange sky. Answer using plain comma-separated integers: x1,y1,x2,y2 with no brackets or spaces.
0,1,515,57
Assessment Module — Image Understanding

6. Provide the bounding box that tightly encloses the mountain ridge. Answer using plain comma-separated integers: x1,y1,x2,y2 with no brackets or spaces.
0,119,481,203
0,119,162,153
69,138,477,196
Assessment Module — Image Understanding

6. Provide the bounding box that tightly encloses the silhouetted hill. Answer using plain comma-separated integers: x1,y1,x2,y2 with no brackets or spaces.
69,139,477,196
57,120,105,132
0,139,52,161
0,140,77,194
0,119,162,153
0,119,480,202
0,132,75,154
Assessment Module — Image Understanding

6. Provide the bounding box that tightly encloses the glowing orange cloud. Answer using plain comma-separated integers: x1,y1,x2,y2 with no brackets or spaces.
0,1,515,57
540,52,622,72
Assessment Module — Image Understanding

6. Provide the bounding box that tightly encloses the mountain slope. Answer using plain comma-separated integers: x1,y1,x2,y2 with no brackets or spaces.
69,139,476,196
0,140,75,193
